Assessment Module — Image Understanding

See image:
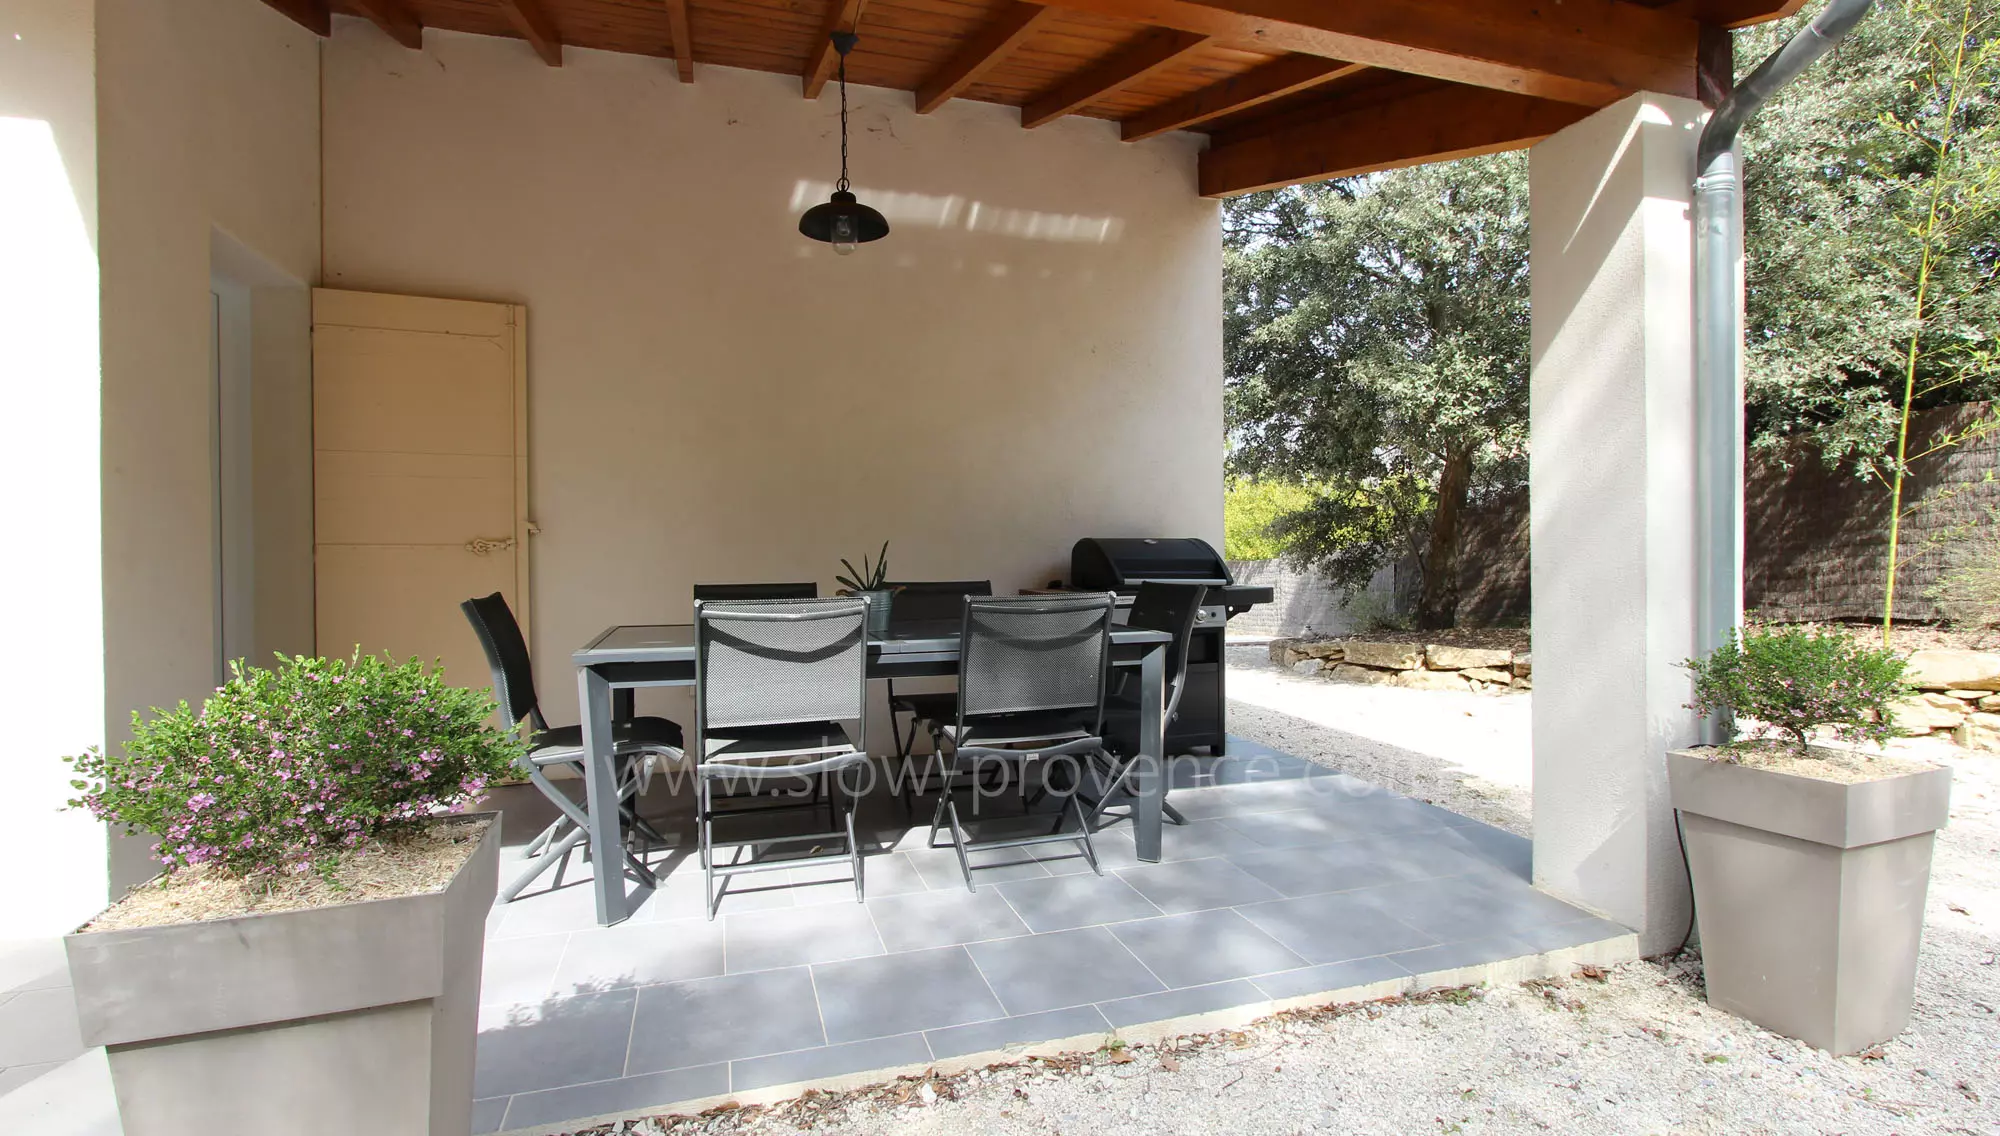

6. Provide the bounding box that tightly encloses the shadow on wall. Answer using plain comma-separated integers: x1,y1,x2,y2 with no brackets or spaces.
788,180,1126,245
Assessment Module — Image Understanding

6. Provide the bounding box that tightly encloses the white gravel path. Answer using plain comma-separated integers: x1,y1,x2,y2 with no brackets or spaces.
561,649,2000,1136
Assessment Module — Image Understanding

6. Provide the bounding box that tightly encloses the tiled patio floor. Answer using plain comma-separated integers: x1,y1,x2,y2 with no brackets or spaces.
472,740,1632,1134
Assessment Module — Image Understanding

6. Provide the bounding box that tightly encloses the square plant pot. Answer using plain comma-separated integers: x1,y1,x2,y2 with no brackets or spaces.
65,815,499,1136
1667,752,1950,1054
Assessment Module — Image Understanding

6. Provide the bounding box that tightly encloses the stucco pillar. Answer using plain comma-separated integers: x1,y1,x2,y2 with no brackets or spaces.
0,0,110,935
1529,93,1706,955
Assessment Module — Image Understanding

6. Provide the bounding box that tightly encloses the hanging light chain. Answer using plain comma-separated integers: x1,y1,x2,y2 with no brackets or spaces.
837,53,850,194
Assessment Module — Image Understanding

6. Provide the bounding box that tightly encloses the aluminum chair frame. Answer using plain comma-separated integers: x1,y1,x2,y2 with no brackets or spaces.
693,596,873,919
1084,581,1205,829
881,579,993,809
926,592,1116,891
461,592,683,902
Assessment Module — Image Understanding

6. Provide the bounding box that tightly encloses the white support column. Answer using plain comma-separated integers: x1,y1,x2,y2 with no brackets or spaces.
0,0,109,936
1529,93,1706,955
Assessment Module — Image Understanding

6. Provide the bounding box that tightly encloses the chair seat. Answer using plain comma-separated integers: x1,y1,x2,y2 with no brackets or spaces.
942,709,1098,750
530,716,684,765
891,690,960,721
704,721,860,762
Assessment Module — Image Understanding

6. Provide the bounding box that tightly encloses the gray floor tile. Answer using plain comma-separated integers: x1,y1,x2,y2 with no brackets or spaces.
1109,909,1307,989
1159,781,1322,820
907,845,1052,890
646,868,800,920
1096,979,1267,1028
1436,821,1534,879
1227,838,1419,897
1220,807,1376,851
1146,818,1269,862
0,986,82,1067
1357,876,1590,943
1249,955,1413,1002
0,938,71,995
812,946,1006,1044
474,987,637,1097
967,927,1163,1017
1032,830,1138,876
1390,934,1534,977
993,874,1161,933
790,851,929,905
924,1005,1113,1061
865,888,1031,952
498,1064,728,1130
1509,915,1631,953
480,933,570,1007
725,902,884,973
1235,893,1437,965
493,878,655,939
731,1032,933,1092
555,918,726,990
1309,792,1460,835
1114,856,1281,915
471,1096,508,1135
628,967,824,1074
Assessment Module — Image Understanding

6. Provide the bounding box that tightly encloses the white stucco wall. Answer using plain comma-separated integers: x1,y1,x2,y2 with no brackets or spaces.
1529,93,1705,954
93,0,322,894
1,0,108,936
321,25,1225,725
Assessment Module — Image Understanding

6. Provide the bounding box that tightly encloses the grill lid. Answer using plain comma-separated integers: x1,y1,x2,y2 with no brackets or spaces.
1071,537,1232,590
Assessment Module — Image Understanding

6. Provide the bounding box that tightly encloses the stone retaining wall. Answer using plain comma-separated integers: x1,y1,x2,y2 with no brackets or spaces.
1894,649,2000,752
1268,637,1532,694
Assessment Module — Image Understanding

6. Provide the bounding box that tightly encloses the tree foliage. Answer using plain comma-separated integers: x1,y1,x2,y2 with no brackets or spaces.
1740,0,2000,474
1224,153,1529,629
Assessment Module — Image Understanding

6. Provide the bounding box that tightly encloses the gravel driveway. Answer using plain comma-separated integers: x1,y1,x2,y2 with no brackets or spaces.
555,648,2000,1136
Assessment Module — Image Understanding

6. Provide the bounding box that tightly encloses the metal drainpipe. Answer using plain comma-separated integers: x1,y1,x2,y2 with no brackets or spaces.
1692,0,1875,743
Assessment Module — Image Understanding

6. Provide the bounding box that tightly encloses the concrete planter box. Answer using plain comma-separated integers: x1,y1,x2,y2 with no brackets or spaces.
1667,752,1950,1054
64,815,499,1136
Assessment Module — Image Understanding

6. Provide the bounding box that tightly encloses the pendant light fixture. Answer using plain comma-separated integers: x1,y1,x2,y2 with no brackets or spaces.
798,31,889,255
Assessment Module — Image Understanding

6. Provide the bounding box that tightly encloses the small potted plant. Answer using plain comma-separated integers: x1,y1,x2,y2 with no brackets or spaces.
836,540,895,634
1672,626,1951,1054
63,652,525,1135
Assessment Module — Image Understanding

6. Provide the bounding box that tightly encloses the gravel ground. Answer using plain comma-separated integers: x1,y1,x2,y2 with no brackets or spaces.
556,650,2000,1136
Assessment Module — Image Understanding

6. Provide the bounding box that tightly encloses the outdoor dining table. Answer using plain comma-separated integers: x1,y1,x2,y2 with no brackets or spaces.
572,617,1175,925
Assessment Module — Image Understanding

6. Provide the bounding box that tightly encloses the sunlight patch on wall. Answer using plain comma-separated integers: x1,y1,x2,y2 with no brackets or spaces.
789,180,1125,243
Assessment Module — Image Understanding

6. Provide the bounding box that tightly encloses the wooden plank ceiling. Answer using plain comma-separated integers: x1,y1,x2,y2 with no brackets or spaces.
271,0,1794,196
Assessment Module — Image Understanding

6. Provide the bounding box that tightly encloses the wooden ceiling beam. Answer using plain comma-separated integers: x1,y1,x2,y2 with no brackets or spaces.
347,0,424,49
261,0,330,36
802,0,869,100
497,0,564,66
1021,28,1212,128
1035,0,1698,107
1121,55,1365,141
664,0,694,82
915,2,1053,114
1199,80,1590,196
1644,0,1808,31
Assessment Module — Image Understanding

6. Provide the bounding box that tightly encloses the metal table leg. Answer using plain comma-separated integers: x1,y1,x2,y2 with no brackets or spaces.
1133,641,1167,862
577,665,628,924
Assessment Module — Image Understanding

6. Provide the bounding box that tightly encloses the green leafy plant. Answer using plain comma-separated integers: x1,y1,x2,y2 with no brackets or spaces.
1682,627,1913,756
835,540,891,593
66,652,526,877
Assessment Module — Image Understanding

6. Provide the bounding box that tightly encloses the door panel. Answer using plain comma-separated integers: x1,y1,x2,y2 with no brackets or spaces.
312,289,529,702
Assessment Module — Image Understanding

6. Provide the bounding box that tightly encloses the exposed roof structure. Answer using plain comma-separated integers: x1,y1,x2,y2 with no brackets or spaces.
263,0,1800,194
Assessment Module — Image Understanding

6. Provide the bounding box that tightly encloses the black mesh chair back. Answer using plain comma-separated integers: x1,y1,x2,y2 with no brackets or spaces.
461,592,544,733
957,593,1115,726
882,580,992,625
693,582,819,602
695,597,869,734
1125,582,1206,721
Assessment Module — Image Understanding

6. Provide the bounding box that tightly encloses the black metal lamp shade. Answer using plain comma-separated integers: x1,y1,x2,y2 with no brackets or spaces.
799,190,890,248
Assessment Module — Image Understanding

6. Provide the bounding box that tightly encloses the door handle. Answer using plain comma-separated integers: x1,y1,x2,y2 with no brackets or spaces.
465,536,517,556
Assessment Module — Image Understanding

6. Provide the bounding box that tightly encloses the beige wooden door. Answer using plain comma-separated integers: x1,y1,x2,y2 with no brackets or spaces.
312,289,530,698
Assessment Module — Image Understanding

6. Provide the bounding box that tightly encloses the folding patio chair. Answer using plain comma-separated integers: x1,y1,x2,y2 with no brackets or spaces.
694,596,872,918
927,592,1115,890
1085,581,1206,829
461,592,685,902
881,579,992,808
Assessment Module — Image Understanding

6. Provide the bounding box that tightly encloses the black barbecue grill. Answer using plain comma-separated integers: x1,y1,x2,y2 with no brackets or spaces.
1067,537,1273,752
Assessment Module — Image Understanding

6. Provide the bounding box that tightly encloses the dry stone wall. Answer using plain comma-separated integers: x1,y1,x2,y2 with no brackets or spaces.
1894,649,2000,753
1268,638,1532,694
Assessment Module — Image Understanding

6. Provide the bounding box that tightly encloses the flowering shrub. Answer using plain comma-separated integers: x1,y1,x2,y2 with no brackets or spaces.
1683,627,1913,755
68,653,526,876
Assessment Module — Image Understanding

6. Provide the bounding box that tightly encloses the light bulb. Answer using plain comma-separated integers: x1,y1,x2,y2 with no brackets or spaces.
832,214,857,256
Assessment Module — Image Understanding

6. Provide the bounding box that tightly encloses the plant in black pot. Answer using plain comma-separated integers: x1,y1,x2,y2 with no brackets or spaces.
836,540,895,634
1671,626,1948,1054
62,652,525,1135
